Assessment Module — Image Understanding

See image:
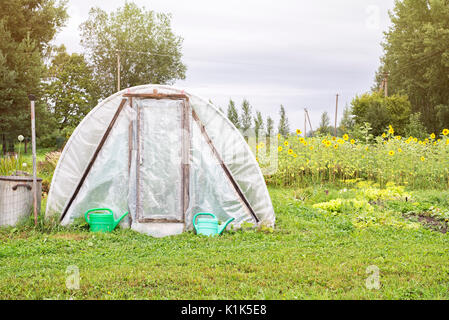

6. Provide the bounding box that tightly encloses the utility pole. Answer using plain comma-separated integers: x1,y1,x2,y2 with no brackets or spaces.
383,72,389,97
28,94,38,226
304,109,307,138
305,108,313,134
335,94,339,137
116,49,121,92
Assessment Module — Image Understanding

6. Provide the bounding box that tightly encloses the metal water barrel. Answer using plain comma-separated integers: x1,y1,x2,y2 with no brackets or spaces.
0,175,42,226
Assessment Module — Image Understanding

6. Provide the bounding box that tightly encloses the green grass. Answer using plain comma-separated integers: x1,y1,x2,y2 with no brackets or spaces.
0,185,448,300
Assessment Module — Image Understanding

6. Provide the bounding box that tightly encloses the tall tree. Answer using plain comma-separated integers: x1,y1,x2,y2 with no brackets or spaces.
254,110,264,140
277,105,290,137
44,45,100,130
266,116,274,137
339,105,355,133
317,111,331,135
378,0,449,133
80,2,187,98
227,99,240,129
0,0,68,151
0,0,67,53
240,99,252,133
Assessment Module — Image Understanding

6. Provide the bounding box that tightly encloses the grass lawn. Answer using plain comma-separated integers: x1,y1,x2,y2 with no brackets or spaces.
0,184,448,300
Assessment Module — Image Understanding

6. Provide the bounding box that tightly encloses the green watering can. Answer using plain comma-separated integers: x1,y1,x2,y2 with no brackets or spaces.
193,213,235,236
84,208,129,233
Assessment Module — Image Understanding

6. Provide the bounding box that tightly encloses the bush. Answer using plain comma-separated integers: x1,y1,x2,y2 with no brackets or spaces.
351,92,411,136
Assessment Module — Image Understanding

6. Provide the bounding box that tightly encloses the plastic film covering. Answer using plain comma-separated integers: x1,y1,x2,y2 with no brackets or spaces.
61,105,135,225
46,95,133,219
137,99,183,221
188,95,275,227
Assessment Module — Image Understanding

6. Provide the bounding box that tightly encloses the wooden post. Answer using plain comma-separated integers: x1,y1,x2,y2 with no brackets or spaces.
28,94,38,226
335,94,339,137
116,49,121,92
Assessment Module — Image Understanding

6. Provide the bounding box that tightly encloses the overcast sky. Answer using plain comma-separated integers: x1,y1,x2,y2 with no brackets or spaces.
54,0,395,131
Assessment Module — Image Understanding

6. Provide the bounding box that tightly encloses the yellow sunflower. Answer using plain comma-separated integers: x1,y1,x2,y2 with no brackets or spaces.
288,149,294,155
398,148,403,153
296,129,302,135
284,141,289,146
343,134,349,141
420,156,425,162
430,133,436,139
350,139,355,145
389,150,395,156
334,144,339,149
388,125,394,135
278,146,283,152
443,129,449,136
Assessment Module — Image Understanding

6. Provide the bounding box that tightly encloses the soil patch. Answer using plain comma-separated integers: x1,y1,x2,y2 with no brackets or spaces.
404,212,448,234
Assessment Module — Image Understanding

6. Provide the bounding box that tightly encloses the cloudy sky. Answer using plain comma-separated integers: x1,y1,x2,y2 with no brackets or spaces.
54,0,395,131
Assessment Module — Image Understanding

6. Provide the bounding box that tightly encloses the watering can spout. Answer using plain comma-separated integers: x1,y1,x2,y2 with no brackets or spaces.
218,217,235,235
113,212,129,229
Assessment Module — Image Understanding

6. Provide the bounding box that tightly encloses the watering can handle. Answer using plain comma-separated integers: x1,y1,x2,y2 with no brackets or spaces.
84,208,113,223
193,213,216,233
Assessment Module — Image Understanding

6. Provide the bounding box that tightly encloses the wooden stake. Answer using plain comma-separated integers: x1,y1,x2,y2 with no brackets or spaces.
28,95,38,226
117,49,121,92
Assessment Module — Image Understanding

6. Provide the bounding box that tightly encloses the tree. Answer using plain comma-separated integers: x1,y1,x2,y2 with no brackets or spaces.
317,111,331,136
277,105,290,137
254,110,264,140
378,0,449,133
240,99,252,132
227,99,240,129
44,45,100,130
0,0,68,151
436,105,449,131
339,105,355,133
80,2,187,98
351,91,411,137
266,116,274,137
404,112,427,139
0,0,67,53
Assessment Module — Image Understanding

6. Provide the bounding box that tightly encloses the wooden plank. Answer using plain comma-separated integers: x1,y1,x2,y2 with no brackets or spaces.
136,99,142,221
60,99,128,222
191,109,260,223
123,93,189,101
128,98,133,226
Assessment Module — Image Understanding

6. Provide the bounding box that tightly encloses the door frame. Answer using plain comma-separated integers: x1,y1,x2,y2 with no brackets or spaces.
124,92,190,224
